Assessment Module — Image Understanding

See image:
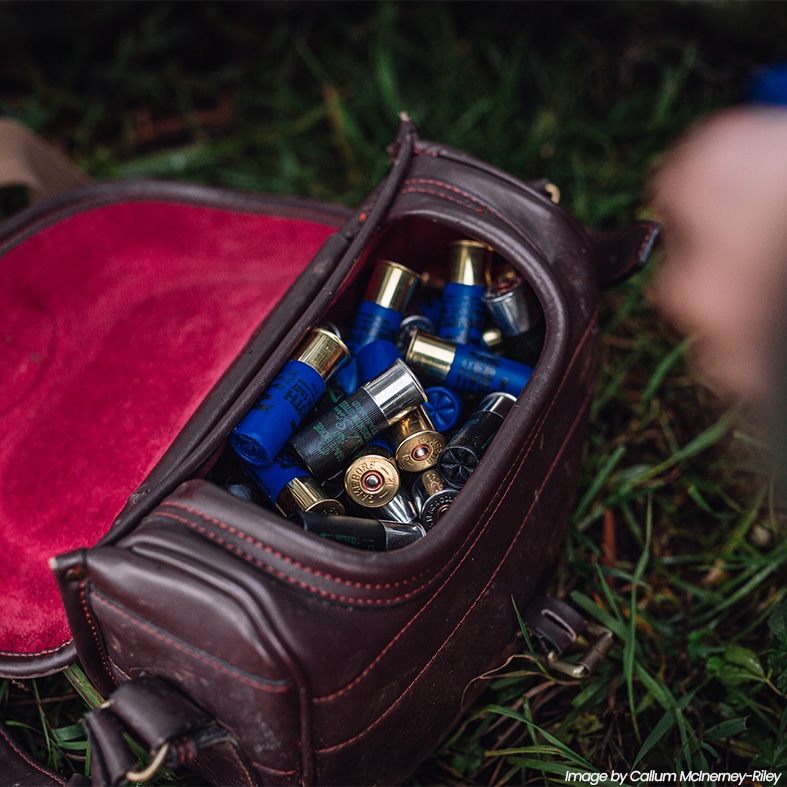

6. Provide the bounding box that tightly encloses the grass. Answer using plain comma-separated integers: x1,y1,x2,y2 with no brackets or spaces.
2,2,787,783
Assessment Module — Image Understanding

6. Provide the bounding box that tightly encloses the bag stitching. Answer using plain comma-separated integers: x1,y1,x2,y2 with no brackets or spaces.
156,510,431,605
104,649,132,682
235,754,258,787
229,748,257,787
0,640,73,657
400,178,547,259
158,503,433,590
0,722,68,786
175,739,188,767
89,591,292,694
79,580,117,686
399,184,485,213
253,759,298,779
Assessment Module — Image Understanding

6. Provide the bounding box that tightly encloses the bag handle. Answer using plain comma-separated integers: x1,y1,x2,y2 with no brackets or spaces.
585,222,661,287
0,117,90,202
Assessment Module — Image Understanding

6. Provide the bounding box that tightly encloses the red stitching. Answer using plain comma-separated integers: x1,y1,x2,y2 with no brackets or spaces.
315,315,597,702
175,739,188,767
79,581,116,685
105,650,132,682
399,185,485,213
401,178,545,258
235,753,257,787
157,510,436,605
212,742,261,787
89,591,292,694
253,759,299,778
0,724,67,786
159,503,434,591
413,146,439,158
403,177,485,203
317,381,595,754
0,641,73,657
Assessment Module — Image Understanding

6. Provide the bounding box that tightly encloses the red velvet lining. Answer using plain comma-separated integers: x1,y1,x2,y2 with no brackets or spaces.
0,201,336,656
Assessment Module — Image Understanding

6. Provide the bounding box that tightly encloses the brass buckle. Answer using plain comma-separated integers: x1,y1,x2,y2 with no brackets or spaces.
125,742,171,784
538,622,614,678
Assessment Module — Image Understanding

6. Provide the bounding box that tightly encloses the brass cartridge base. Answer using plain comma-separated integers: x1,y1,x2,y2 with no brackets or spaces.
277,477,345,518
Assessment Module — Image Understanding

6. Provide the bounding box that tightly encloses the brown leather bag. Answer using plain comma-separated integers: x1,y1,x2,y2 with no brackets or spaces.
1,117,658,785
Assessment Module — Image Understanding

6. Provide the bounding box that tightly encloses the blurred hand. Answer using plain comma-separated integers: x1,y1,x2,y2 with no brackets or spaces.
652,107,787,408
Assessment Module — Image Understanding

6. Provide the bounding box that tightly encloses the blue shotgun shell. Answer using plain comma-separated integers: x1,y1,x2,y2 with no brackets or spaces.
437,281,487,345
345,260,420,353
355,339,403,385
231,328,349,467
437,239,492,344
243,449,345,517
423,385,463,433
446,343,532,397
406,331,532,397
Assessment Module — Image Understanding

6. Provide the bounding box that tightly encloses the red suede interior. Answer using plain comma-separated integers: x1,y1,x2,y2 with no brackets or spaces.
0,201,336,657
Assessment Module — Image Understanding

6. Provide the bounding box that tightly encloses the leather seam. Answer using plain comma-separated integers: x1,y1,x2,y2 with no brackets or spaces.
0,723,67,786
156,510,435,605
253,759,299,778
79,580,116,687
228,746,257,787
399,184,485,213
175,738,189,767
0,640,73,657
89,591,292,693
159,503,435,589
105,650,132,683
400,178,545,258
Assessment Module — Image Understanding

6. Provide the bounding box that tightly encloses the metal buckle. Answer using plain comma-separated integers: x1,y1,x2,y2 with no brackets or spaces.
125,742,171,784
538,621,614,679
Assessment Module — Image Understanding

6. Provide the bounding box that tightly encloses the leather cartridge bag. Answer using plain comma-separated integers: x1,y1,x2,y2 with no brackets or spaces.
1,117,659,785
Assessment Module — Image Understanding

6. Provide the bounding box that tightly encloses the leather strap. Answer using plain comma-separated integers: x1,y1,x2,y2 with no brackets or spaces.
0,117,90,201
83,674,259,786
585,222,661,287
522,595,588,656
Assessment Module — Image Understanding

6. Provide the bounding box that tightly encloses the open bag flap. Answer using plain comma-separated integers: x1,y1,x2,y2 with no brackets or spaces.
0,181,351,676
